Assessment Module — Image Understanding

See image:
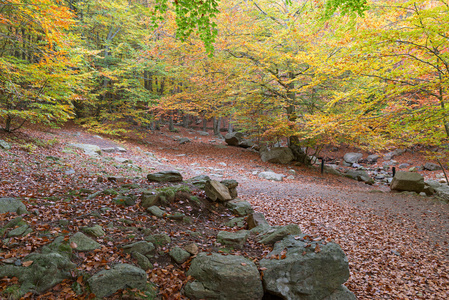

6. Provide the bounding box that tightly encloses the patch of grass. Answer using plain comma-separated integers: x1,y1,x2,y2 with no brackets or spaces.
1,284,21,300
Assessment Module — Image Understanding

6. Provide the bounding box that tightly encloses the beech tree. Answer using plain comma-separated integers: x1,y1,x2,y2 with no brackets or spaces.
0,0,77,132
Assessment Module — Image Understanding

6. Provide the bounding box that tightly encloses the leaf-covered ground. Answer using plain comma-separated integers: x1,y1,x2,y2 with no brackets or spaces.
1,124,449,299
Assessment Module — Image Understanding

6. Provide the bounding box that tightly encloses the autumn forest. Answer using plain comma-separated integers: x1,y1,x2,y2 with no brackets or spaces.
2,0,449,299
1,0,448,151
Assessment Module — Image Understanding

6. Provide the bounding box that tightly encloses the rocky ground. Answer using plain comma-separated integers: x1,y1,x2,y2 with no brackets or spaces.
1,123,449,299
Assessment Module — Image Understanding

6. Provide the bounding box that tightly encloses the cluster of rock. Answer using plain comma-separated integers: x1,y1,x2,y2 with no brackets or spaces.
0,170,356,299
186,210,355,300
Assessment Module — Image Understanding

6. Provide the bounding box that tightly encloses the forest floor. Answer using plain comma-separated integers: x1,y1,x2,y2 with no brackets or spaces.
1,123,449,299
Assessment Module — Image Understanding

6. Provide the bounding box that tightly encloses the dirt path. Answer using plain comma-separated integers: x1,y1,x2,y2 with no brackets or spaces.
54,127,449,299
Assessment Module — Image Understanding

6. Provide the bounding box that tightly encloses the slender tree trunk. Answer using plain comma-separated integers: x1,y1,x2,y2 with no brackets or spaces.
202,118,207,132
228,116,233,133
213,117,222,135
169,112,174,131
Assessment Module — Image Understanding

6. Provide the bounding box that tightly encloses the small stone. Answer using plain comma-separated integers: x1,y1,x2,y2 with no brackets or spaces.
217,230,249,249
169,246,191,264
184,243,199,255
147,206,165,218
7,224,30,237
69,232,101,251
81,225,105,237
132,252,153,270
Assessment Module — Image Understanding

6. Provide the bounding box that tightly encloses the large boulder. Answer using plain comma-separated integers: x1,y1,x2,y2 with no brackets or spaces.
423,162,441,171
0,198,28,214
0,252,76,295
88,264,147,298
260,147,295,164
260,235,352,300
185,252,263,300
147,170,183,182
343,153,363,164
390,171,425,193
204,180,232,202
225,132,253,148
69,143,101,156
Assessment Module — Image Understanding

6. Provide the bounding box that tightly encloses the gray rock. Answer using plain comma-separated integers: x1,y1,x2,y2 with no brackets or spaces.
220,179,239,199
390,171,424,193
116,147,127,152
344,170,374,185
188,175,212,189
424,180,449,201
423,162,442,171
0,198,28,214
226,199,254,216
260,147,295,164
147,170,183,182
224,132,253,148
147,206,165,217
113,194,137,206
198,131,209,136
247,213,270,230
8,224,30,237
325,285,357,300
122,241,155,256
0,139,11,150
145,234,171,245
169,246,191,264
258,224,301,244
324,165,342,176
178,137,191,144
64,168,75,175
258,171,284,181
225,217,246,228
88,264,147,298
398,163,410,169
384,149,405,160
260,235,350,300
132,252,153,270
0,252,75,295
81,225,105,237
69,232,101,251
185,253,263,300
343,153,363,164
367,154,379,163
101,147,117,153
141,191,158,208
69,143,101,156
217,230,249,249
114,157,132,163
204,180,232,201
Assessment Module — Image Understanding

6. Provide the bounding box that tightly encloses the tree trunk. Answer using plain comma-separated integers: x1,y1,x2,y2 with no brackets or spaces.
213,117,222,135
203,118,208,132
169,113,174,131
183,114,190,128
228,116,233,133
